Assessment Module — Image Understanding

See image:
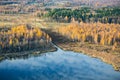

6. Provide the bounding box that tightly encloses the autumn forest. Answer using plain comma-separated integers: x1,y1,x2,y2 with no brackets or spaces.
0,25,52,53
58,22,120,51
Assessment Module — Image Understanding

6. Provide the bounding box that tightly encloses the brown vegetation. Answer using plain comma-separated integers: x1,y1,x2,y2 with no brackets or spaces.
57,42,120,71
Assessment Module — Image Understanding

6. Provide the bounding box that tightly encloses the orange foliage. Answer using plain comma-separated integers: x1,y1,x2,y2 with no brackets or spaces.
58,22,120,46
0,25,52,52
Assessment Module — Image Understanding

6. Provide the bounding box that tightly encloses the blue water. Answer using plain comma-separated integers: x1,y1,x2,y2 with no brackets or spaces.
0,47,120,80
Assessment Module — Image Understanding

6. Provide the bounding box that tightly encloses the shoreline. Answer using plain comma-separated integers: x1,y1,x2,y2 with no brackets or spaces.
56,42,120,71
42,28,120,71
0,44,57,61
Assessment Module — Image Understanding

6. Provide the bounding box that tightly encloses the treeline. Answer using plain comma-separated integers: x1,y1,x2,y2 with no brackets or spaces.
0,2,19,5
44,7,120,23
0,25,52,53
58,22,120,50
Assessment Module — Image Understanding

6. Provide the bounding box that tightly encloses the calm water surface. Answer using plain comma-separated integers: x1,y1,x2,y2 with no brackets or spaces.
0,47,120,80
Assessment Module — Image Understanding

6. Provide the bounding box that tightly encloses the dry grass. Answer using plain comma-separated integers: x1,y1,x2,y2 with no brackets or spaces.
0,13,45,28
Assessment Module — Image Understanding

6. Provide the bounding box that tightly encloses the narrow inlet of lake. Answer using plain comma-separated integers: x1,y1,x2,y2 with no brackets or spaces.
0,46,120,80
